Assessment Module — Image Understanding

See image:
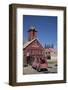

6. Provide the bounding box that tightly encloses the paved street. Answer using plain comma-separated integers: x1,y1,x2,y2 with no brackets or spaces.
23,65,43,75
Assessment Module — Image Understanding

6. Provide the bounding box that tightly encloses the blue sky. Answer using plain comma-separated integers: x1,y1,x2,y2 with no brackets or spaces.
23,15,57,48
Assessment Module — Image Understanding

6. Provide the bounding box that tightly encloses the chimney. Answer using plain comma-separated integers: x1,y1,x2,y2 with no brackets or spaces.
28,26,37,41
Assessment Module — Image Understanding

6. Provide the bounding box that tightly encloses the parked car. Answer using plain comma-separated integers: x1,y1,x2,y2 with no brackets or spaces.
32,57,48,72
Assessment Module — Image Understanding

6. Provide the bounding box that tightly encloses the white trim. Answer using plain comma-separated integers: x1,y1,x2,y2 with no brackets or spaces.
16,8,64,82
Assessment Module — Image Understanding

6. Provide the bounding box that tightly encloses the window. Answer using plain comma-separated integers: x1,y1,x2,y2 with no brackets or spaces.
48,52,50,54
46,52,47,54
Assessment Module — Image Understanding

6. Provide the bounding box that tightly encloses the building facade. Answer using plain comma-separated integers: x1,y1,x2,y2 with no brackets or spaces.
44,48,57,60
23,26,45,66
23,26,56,66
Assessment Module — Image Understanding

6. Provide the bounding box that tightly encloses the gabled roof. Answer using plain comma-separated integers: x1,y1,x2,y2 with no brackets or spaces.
23,38,44,49
45,48,55,52
23,38,36,49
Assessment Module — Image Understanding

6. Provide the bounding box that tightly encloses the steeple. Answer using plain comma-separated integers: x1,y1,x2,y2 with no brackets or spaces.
28,26,37,41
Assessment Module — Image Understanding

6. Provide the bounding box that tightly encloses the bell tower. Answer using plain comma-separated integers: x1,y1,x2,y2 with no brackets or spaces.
28,26,37,41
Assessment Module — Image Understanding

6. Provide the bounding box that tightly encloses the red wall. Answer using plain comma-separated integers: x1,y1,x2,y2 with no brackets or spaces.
23,39,45,56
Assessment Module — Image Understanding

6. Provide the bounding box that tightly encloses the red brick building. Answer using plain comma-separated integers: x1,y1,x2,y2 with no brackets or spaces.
23,26,45,66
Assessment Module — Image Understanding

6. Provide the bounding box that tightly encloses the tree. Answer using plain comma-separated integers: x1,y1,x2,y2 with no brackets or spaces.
51,44,54,48
45,43,47,48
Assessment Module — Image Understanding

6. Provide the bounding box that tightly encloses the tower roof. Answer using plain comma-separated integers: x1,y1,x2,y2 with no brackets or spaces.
30,26,35,30
28,25,37,32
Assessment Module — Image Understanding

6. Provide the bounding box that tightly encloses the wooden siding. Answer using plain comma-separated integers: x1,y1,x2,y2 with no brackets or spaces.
23,39,45,66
